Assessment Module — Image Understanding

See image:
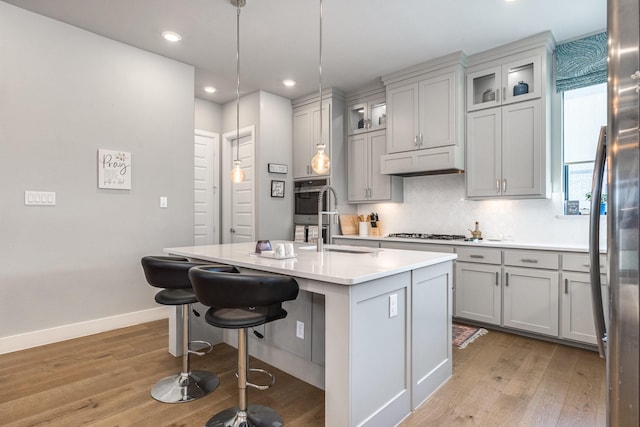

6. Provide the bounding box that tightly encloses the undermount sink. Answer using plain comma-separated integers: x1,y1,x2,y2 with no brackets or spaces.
325,247,375,254
298,245,378,254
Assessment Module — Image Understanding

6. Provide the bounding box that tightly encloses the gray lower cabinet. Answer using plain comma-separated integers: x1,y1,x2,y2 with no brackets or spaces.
560,252,608,344
453,246,502,325
455,262,501,325
502,249,559,337
561,272,607,344
503,266,559,336
333,237,608,346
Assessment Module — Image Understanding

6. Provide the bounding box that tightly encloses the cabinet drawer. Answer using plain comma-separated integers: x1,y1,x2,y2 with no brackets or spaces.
504,250,558,270
380,241,454,253
562,253,606,273
455,247,501,264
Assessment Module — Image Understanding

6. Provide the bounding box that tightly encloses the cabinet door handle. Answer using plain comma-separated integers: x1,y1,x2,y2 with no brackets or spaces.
521,258,539,263
496,88,500,103
469,254,485,259
505,272,509,287
503,87,506,101
565,278,568,294
502,179,507,193
495,272,499,286
414,135,419,147
496,179,501,193
419,133,423,147
230,228,236,233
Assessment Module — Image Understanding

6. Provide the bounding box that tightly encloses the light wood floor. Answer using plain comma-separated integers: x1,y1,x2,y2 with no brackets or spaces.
0,320,605,426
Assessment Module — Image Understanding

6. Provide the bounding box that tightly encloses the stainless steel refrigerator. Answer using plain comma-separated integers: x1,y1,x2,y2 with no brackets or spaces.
589,1,640,425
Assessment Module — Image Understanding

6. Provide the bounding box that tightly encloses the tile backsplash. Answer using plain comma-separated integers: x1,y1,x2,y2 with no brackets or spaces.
357,174,605,245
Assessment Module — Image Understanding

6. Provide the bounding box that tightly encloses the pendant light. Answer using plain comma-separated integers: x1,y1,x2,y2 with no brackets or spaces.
230,0,246,184
311,0,330,175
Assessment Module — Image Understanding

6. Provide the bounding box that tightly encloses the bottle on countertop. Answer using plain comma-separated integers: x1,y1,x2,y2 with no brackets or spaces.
470,221,482,239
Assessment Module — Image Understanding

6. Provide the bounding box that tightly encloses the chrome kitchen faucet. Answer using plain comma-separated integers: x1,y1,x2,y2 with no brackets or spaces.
317,185,338,252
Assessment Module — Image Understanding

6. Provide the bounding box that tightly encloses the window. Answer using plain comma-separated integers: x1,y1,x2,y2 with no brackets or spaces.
562,82,607,214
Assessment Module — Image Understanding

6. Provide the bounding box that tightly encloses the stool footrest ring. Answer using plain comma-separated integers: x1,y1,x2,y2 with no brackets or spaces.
235,367,276,391
189,340,213,356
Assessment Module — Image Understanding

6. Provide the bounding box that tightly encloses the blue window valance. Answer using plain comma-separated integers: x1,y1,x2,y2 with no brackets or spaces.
555,32,607,92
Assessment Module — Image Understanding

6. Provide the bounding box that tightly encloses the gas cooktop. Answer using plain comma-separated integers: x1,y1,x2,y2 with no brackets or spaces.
387,233,467,240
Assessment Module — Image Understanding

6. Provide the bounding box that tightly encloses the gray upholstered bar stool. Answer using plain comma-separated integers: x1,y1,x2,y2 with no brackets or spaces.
189,266,299,427
141,255,239,403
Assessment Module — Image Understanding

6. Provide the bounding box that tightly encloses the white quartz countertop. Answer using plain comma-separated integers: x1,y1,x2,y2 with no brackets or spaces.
334,235,607,253
164,242,457,285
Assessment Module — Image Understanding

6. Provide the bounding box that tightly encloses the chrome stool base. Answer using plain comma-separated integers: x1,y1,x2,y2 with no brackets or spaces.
205,404,283,427
151,370,220,403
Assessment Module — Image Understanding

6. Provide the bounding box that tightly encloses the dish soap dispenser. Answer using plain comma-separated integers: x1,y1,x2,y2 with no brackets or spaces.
470,221,482,239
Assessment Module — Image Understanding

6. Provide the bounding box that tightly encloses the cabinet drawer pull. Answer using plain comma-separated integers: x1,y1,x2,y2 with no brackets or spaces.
505,272,509,287
582,263,606,269
495,272,499,286
521,258,539,263
469,254,485,259
565,278,568,294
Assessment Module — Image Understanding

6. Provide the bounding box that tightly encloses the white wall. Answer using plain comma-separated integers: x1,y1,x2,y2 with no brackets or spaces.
0,3,195,349
195,97,222,134
358,173,603,245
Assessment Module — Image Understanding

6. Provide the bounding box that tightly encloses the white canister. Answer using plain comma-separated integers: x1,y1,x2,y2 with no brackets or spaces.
359,222,369,236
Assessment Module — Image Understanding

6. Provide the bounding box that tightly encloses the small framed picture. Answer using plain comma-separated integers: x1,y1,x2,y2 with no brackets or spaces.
271,180,285,198
565,200,580,215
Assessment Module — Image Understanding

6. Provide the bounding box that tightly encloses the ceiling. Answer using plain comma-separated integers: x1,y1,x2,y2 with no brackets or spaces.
3,0,606,104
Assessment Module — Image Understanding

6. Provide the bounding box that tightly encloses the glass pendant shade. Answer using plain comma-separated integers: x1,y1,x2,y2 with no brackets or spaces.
230,160,245,183
311,143,330,174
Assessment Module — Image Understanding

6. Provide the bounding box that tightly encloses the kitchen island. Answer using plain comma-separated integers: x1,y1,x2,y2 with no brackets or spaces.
165,242,456,427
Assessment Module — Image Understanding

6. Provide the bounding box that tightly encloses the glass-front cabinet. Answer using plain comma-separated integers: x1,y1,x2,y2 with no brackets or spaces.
466,54,541,112
348,99,386,135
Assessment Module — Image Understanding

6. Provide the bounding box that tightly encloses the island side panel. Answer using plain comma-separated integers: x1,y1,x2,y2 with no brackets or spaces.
412,261,453,409
351,271,413,427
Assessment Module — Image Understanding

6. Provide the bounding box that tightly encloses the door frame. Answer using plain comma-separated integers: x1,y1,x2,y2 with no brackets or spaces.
221,125,255,243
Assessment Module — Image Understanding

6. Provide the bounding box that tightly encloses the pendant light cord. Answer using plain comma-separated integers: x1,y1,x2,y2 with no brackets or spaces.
318,0,323,147
235,4,241,163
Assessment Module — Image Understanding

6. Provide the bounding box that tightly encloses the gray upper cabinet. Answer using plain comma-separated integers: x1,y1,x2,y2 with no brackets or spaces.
292,102,330,179
348,130,402,203
467,98,544,197
465,32,554,199
292,89,346,180
346,87,402,203
380,52,466,176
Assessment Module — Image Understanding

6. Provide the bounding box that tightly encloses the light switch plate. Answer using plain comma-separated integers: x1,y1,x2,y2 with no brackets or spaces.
25,191,56,206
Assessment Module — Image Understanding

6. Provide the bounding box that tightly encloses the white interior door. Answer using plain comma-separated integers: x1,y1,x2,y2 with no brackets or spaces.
222,126,255,243
194,130,219,245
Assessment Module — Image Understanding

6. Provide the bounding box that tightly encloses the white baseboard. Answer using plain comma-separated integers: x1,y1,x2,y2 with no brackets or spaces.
0,307,170,355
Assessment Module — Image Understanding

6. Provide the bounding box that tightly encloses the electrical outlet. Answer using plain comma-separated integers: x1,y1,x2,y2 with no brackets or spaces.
160,196,168,208
296,320,304,339
389,294,398,318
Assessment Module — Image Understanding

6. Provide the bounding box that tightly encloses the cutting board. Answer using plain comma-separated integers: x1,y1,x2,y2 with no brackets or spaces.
339,215,359,235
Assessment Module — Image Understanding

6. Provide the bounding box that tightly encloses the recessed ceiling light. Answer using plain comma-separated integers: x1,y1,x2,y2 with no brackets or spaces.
162,31,182,42
283,79,296,87
204,86,216,94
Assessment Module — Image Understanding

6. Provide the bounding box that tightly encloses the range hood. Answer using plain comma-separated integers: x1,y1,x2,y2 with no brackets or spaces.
380,145,464,176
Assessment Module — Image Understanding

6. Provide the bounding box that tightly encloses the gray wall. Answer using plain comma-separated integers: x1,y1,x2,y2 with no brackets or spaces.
195,97,222,133
221,91,293,240
0,3,195,338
